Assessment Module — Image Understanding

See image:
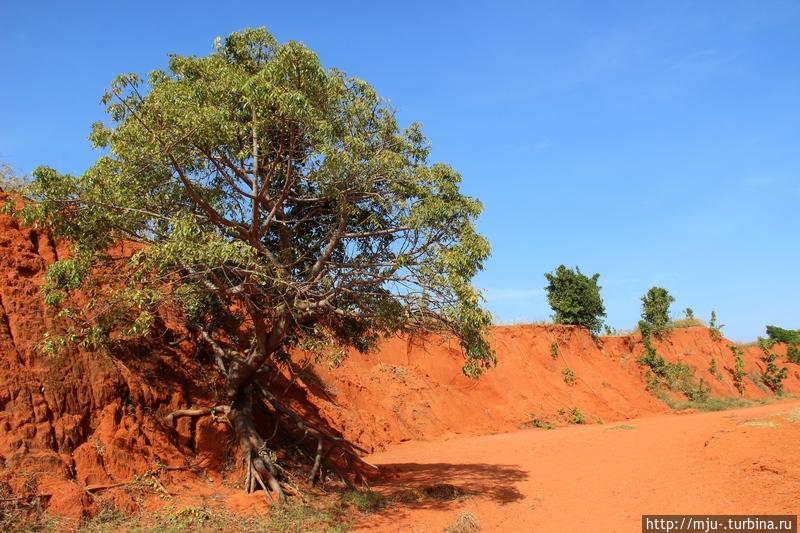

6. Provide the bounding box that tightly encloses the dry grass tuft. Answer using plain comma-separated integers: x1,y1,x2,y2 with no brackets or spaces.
445,512,481,533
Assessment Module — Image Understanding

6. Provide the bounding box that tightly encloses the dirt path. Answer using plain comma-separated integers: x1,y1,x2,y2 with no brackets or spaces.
354,400,800,532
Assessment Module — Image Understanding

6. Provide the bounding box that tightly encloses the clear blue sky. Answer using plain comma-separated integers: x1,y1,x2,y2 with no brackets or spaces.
1,1,798,340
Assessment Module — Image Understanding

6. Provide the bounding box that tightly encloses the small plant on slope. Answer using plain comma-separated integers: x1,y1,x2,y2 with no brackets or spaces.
568,407,585,424
709,310,725,341
758,337,788,394
788,345,800,365
728,344,746,395
708,357,723,382
550,341,559,360
521,414,554,430
638,321,708,401
561,367,577,385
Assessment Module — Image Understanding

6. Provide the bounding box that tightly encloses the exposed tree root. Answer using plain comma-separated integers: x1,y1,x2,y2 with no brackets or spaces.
162,405,230,425
163,378,377,504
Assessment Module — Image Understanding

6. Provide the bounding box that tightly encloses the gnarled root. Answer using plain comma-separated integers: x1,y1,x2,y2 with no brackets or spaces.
227,392,286,502
163,405,230,425
163,381,376,503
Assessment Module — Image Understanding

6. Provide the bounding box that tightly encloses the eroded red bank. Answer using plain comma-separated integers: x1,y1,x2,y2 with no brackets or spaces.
1,190,798,526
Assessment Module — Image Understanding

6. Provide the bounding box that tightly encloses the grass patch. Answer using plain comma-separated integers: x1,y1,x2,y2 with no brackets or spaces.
80,483,474,532
81,500,352,533
609,424,636,431
658,395,770,412
79,488,400,533
785,407,800,423
340,490,387,514
444,512,481,533
669,318,705,329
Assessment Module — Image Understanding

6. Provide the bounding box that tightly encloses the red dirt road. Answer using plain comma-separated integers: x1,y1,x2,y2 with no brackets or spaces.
355,400,800,532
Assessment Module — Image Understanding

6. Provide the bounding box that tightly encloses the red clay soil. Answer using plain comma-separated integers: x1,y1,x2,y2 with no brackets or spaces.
308,325,800,452
355,399,800,532
1,189,799,528
0,193,225,524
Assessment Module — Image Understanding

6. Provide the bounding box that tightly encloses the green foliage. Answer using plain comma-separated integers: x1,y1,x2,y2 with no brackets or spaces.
765,325,800,345
708,357,723,381
637,321,666,374
709,310,724,341
788,345,800,365
684,307,695,320
561,367,577,385
549,341,559,360
638,321,708,401
728,344,746,395
765,325,800,365
640,286,674,337
521,414,554,430
18,28,495,377
758,337,788,394
341,490,387,514
568,407,585,424
543,265,606,335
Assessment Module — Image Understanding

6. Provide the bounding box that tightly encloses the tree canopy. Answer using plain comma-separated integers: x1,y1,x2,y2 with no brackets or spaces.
19,28,494,499
640,286,674,337
544,265,606,334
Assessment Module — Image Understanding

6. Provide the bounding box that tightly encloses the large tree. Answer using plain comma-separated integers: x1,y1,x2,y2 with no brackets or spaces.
18,29,493,500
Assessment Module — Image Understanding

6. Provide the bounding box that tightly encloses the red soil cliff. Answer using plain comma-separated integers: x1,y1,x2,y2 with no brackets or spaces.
1,190,798,524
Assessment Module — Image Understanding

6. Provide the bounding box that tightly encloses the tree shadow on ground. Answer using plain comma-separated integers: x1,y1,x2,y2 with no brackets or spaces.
377,462,528,506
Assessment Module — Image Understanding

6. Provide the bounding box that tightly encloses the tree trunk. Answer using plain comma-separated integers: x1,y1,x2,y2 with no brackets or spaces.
227,385,286,502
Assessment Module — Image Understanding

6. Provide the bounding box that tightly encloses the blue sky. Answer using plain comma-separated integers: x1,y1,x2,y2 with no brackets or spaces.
1,1,798,340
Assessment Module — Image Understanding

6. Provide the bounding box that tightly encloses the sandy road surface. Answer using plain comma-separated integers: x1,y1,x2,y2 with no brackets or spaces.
355,400,800,532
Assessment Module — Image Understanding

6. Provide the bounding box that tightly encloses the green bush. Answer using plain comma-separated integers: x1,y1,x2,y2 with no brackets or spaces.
765,325,800,345
728,344,746,395
788,345,800,365
708,357,723,381
521,414,554,430
561,367,577,385
758,337,788,394
550,341,559,360
765,325,800,365
544,265,606,335
640,286,675,337
638,321,708,401
568,407,585,424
